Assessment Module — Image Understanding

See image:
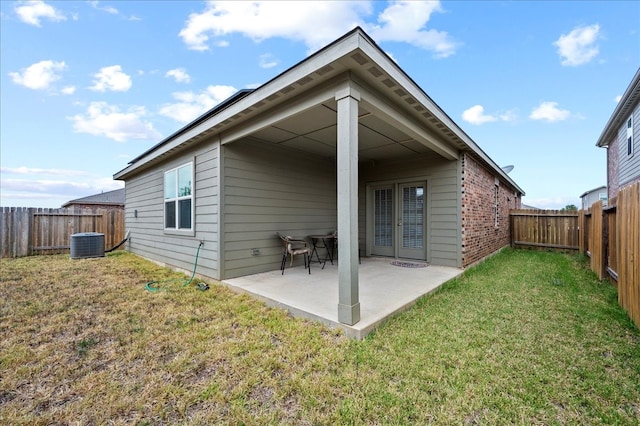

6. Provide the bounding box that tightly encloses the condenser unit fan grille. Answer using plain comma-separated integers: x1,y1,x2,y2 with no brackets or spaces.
70,232,105,259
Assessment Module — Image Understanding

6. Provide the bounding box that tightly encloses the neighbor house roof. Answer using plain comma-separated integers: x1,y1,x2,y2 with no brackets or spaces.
62,188,125,208
596,67,640,148
579,185,607,199
114,27,524,195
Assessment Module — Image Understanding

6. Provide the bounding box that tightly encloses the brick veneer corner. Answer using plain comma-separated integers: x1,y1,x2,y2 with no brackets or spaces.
461,153,521,267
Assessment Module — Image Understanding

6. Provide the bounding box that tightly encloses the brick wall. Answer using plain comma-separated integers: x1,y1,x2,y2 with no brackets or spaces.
461,153,521,267
607,135,619,200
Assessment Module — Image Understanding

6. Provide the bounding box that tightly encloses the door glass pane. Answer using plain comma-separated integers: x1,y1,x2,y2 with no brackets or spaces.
374,188,393,247
402,186,423,249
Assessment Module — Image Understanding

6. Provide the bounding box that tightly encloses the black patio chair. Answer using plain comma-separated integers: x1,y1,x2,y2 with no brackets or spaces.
276,232,311,275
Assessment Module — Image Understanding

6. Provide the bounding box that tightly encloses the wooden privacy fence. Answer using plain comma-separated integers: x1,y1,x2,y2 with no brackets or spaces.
580,182,639,329
1,207,125,258
510,209,580,251
510,181,639,329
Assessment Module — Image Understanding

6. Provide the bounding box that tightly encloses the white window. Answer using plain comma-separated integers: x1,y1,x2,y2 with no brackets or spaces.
627,116,634,157
599,192,608,207
164,162,193,231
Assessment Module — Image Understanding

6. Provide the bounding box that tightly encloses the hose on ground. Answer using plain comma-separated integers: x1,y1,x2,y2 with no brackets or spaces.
145,241,203,292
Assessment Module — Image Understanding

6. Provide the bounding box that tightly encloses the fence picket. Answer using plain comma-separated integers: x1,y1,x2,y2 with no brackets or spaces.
510,209,579,250
510,186,639,329
0,207,125,258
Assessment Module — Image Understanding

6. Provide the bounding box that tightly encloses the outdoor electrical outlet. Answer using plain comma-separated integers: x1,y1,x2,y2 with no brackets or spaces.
251,248,260,256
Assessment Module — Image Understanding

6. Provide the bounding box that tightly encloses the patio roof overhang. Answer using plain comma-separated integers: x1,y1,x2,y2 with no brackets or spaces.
113,27,523,196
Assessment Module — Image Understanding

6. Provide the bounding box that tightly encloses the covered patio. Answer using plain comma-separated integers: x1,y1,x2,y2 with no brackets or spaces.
223,257,463,339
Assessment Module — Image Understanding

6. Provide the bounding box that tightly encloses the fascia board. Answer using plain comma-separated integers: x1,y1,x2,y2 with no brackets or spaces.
356,35,525,194
114,32,364,180
596,67,640,148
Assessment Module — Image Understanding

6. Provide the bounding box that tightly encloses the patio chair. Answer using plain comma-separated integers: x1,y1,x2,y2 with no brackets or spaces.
276,232,311,275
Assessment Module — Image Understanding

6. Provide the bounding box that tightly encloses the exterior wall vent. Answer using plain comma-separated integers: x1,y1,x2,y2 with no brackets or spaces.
70,232,105,259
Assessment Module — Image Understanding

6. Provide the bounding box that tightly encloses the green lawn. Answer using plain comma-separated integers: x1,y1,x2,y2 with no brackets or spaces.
1,248,638,425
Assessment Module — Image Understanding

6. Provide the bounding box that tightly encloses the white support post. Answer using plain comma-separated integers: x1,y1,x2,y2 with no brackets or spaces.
335,84,361,325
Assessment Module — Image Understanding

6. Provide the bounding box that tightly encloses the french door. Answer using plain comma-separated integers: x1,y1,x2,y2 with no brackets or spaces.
371,181,426,260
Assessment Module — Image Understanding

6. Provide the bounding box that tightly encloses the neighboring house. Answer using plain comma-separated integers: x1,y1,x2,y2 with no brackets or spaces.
62,188,125,210
579,185,608,209
521,203,540,210
596,67,640,201
114,27,524,326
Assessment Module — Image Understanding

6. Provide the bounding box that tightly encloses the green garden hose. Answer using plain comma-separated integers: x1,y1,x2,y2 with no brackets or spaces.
145,241,204,292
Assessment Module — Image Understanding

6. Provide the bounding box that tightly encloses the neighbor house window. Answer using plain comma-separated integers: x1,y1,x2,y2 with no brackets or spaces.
627,116,634,156
599,192,608,207
164,162,193,231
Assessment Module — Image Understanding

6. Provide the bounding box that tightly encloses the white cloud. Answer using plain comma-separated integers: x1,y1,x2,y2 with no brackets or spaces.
462,105,498,125
89,0,119,14
0,172,123,207
15,0,66,27
68,101,162,142
529,101,571,122
368,1,459,58
1,178,91,194
553,24,600,66
178,1,458,57
1,166,88,176
462,105,517,125
9,60,66,90
166,68,191,83
61,85,76,95
524,196,579,210
259,53,279,69
178,1,368,52
0,167,115,197
90,65,132,92
499,110,518,122
159,85,238,123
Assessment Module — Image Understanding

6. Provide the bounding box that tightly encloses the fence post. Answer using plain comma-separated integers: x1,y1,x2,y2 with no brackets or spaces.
599,203,607,280
578,209,584,254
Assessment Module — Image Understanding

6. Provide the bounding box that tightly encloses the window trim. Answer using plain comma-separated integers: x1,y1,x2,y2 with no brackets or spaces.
627,116,634,157
163,161,195,236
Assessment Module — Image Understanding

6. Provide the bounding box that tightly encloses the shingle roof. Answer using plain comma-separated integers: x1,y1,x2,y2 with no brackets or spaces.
62,188,125,207
596,67,640,148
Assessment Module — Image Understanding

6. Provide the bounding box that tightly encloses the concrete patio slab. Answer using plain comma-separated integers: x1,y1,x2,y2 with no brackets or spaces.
223,257,463,339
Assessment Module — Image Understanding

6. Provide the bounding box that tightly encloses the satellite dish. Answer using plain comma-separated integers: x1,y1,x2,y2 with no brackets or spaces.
501,165,514,174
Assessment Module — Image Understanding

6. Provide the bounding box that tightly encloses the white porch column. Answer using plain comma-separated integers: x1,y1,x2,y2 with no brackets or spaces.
336,84,361,325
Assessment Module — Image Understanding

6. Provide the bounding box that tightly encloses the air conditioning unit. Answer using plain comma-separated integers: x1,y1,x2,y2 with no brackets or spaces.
70,232,105,259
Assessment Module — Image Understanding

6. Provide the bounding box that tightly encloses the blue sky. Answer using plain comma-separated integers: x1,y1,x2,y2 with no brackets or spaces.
1,1,638,209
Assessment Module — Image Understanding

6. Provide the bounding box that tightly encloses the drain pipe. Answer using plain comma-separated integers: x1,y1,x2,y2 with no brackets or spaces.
106,230,130,253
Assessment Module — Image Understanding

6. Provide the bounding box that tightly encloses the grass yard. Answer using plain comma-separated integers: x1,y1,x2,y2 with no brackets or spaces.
1,248,639,425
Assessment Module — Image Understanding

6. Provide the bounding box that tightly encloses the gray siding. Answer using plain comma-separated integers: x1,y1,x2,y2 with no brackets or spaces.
581,187,607,209
222,139,337,279
124,142,220,279
359,154,461,267
618,103,640,188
